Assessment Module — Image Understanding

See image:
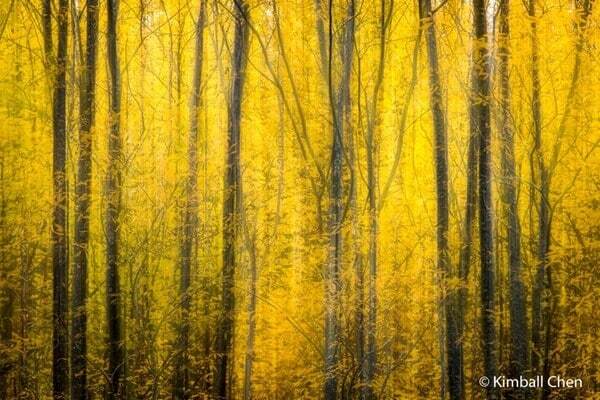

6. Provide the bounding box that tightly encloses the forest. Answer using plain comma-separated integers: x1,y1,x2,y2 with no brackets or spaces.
0,0,598,398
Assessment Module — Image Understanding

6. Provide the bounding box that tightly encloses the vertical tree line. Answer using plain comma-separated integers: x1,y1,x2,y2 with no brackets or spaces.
105,0,124,397
71,0,99,397
214,1,249,398
46,0,70,397
173,0,206,399
496,1,528,399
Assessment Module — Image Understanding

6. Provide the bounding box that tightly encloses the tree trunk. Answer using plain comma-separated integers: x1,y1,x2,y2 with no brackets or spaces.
173,1,206,398
49,0,69,397
214,1,249,398
472,0,498,398
0,162,14,398
106,0,124,398
71,0,99,398
496,1,528,398
457,122,477,398
242,234,257,400
363,1,389,398
321,0,356,397
528,0,546,380
419,1,461,398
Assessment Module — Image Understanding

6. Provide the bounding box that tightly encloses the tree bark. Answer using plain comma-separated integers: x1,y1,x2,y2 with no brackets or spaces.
472,0,498,398
363,1,390,398
49,0,69,397
71,0,99,398
106,0,124,398
528,0,546,380
173,1,206,399
214,1,249,398
419,1,461,398
457,66,479,396
242,233,257,400
496,1,528,398
321,0,357,397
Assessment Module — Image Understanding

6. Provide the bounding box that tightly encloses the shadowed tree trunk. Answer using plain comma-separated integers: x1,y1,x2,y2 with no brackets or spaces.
419,0,461,398
242,230,257,400
496,1,528,398
528,0,545,381
472,0,498,398
71,0,99,398
214,1,249,398
362,1,391,398
0,158,15,398
46,0,70,396
322,0,342,398
457,76,479,397
173,1,206,399
106,0,124,398
320,0,358,397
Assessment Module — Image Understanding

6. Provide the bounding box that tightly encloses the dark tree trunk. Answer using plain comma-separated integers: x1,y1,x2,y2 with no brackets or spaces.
323,1,341,398
419,1,461,398
0,162,15,398
496,1,529,398
71,0,99,398
457,77,479,398
528,0,546,380
106,0,124,398
242,234,257,400
472,0,498,398
321,0,358,397
48,0,70,397
363,2,390,398
214,1,249,398
173,1,206,399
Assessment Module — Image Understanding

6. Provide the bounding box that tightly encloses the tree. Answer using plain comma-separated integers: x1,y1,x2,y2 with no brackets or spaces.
173,1,206,398
471,0,498,397
71,0,99,397
44,0,70,396
214,1,249,398
362,1,392,398
320,0,353,397
496,1,528,397
419,0,461,398
106,0,124,397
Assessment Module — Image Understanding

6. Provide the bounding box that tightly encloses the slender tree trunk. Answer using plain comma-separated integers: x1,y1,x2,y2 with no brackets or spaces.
527,0,546,379
71,0,99,398
496,2,528,398
173,1,206,398
106,0,124,398
419,1,461,398
242,233,257,400
214,1,249,398
472,0,498,398
336,0,361,396
0,158,14,397
457,120,477,398
347,27,364,400
321,0,357,397
48,0,69,397
323,1,341,398
362,3,390,398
